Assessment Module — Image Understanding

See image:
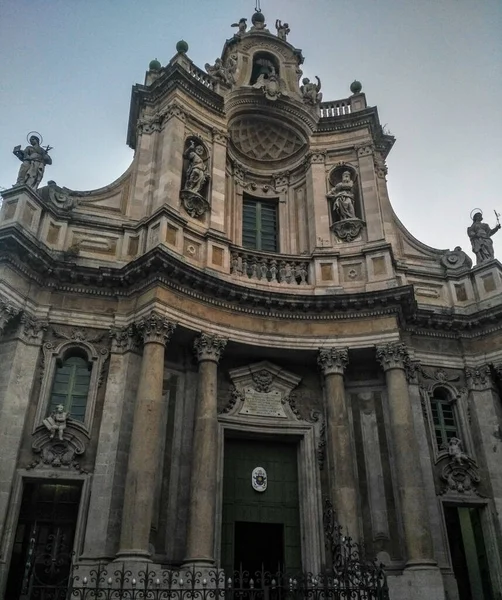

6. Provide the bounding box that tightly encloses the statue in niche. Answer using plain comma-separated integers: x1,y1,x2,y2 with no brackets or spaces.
327,170,356,221
467,211,500,264
13,133,52,190
253,65,287,101
205,55,237,86
180,139,210,219
327,169,364,242
43,404,68,441
275,19,290,41
300,77,322,105
231,18,247,36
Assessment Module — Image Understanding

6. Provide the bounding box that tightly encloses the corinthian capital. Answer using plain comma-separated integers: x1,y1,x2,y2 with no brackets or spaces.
376,343,409,371
465,365,492,391
194,332,227,363
317,347,349,375
18,314,48,345
109,325,140,354
135,312,176,346
0,298,21,333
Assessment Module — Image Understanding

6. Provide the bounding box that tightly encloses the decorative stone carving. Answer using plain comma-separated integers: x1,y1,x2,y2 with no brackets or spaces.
300,77,322,106
180,138,211,219
110,325,140,354
465,365,492,391
193,332,227,363
376,343,409,371
219,385,245,414
227,361,302,420
308,151,326,164
467,212,500,265
230,117,305,163
13,133,52,190
253,67,288,101
0,298,21,333
373,152,388,179
18,315,48,344
52,326,104,343
440,246,472,271
327,170,364,242
43,404,68,441
421,367,460,383
436,438,481,496
205,55,237,86
38,180,82,211
317,347,349,376
136,312,176,346
231,17,247,36
31,417,89,471
252,467,267,492
275,19,290,41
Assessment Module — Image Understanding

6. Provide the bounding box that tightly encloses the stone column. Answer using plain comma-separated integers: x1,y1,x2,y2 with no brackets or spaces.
185,333,227,565
317,347,360,539
465,365,502,537
376,343,435,567
117,313,176,561
83,326,142,559
0,315,47,545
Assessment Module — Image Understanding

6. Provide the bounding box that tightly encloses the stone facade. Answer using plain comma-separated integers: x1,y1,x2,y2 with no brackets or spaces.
1,12,501,600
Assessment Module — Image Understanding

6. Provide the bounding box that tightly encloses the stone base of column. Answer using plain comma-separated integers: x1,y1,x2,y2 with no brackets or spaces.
114,549,152,562
387,565,445,600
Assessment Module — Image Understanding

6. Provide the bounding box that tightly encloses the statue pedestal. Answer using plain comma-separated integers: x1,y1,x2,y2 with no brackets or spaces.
331,217,365,242
181,189,210,219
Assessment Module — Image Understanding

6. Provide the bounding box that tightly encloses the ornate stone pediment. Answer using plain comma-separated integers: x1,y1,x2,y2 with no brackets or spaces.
224,361,301,420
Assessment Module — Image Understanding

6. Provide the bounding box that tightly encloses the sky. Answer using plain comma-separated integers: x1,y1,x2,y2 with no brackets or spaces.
1,0,502,262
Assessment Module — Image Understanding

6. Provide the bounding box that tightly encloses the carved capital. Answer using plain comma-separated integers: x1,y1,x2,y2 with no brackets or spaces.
376,343,409,372
160,101,187,124
0,298,21,333
356,144,374,157
135,312,176,346
308,151,326,165
494,364,502,384
109,325,140,354
211,128,228,144
18,315,48,345
317,347,349,376
404,360,422,384
193,332,227,363
465,365,493,391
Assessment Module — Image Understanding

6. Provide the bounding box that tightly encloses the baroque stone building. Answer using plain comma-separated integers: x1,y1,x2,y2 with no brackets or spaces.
1,11,501,600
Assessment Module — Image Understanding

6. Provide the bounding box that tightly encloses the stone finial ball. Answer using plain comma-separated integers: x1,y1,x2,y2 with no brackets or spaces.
149,58,161,71
176,40,189,54
252,11,265,25
350,80,362,94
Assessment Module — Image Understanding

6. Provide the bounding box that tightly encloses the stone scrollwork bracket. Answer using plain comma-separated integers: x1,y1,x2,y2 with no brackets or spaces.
180,189,211,219
30,418,90,472
331,218,365,242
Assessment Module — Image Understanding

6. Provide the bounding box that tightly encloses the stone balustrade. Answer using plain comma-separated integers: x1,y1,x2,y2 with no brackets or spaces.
230,248,310,286
188,63,214,89
319,99,352,118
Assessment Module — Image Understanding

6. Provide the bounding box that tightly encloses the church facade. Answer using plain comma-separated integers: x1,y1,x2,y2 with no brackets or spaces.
1,11,501,600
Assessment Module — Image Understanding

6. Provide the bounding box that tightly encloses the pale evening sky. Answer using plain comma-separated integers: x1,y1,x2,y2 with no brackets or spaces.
1,0,501,262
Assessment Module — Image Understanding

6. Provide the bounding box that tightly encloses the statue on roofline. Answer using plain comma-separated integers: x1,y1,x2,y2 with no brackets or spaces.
13,132,52,190
467,210,500,264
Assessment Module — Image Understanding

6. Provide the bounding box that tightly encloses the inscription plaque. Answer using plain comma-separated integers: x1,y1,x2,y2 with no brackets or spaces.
240,388,287,418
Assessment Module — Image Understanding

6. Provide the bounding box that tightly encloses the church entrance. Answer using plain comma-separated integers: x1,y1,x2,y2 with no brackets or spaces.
5,481,81,600
444,505,494,600
222,438,301,574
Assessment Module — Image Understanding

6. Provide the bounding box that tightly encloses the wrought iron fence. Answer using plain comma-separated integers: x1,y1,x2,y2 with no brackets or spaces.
17,500,388,600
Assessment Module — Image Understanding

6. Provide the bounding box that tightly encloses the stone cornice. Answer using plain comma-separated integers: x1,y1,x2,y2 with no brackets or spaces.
317,347,349,376
193,332,227,363
1,226,502,337
128,64,225,149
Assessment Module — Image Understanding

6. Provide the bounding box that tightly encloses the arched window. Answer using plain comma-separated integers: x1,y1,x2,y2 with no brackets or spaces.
47,352,92,422
430,387,458,449
250,51,280,85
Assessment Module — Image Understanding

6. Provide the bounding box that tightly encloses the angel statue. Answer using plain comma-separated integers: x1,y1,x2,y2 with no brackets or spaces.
183,141,208,196
300,77,322,105
275,20,290,40
13,133,52,190
231,18,247,35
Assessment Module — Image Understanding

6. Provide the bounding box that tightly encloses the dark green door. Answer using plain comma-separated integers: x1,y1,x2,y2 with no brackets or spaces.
222,438,301,574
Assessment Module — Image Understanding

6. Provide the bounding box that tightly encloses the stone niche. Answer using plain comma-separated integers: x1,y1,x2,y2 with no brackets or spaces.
225,361,301,420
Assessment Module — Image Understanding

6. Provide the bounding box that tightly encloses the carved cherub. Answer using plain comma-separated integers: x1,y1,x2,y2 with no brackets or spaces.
275,19,290,40
231,18,247,35
448,437,468,465
43,404,68,441
300,76,322,105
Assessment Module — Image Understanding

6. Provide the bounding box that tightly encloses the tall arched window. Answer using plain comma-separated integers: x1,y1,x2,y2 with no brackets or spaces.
430,387,458,449
47,352,92,422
